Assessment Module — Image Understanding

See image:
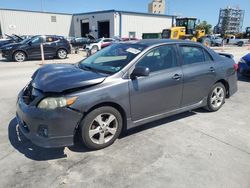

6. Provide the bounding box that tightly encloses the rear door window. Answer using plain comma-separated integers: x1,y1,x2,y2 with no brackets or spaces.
46,36,58,43
180,46,206,65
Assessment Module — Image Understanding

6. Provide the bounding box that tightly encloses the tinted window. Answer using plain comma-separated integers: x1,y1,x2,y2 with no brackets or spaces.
46,36,58,42
204,50,213,61
31,36,42,44
136,45,177,73
180,46,205,65
103,39,113,42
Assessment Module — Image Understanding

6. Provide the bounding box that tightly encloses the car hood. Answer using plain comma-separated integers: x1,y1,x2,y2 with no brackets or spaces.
1,42,21,49
31,64,107,93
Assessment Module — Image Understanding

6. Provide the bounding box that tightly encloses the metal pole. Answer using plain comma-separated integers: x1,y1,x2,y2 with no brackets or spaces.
41,0,44,12
40,43,45,65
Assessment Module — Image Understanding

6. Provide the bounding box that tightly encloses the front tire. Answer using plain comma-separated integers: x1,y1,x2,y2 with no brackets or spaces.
57,49,68,59
13,51,26,62
90,45,99,55
205,83,226,112
80,106,123,150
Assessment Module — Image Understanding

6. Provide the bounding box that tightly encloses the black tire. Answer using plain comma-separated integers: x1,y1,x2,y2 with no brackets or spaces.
80,106,123,150
237,41,244,47
57,49,68,59
201,38,212,47
90,45,99,55
13,51,26,62
205,83,226,112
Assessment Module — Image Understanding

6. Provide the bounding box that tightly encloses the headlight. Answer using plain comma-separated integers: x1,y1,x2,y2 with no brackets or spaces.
5,46,13,50
239,58,246,64
38,96,78,110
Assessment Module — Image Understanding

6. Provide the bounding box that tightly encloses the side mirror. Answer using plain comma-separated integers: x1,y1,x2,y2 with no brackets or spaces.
131,66,150,79
28,41,32,46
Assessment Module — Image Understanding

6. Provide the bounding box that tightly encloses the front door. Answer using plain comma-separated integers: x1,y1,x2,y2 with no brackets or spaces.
179,45,216,107
129,44,183,121
26,36,42,58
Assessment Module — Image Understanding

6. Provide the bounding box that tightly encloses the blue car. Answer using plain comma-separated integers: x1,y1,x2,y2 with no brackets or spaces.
238,53,250,76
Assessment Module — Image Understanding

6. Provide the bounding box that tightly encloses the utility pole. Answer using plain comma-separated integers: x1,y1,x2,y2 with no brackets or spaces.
40,0,44,12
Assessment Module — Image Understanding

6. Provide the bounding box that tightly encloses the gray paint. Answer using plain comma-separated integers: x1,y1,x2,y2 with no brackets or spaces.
16,40,237,148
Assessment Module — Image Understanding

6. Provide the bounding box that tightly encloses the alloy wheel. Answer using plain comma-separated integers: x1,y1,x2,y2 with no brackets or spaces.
210,87,225,108
58,49,67,59
89,113,118,145
15,52,25,62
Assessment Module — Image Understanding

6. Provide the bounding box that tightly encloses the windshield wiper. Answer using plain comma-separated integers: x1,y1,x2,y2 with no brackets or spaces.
80,64,100,74
80,64,113,75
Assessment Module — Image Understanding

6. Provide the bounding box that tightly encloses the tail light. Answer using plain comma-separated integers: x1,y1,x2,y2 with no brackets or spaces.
234,63,238,71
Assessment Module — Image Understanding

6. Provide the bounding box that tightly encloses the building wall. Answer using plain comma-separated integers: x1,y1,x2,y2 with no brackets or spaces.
0,9,73,36
73,12,115,38
120,13,172,39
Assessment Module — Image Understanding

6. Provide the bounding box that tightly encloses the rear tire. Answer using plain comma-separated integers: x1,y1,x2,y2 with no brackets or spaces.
57,49,68,59
90,45,99,55
80,106,123,150
13,51,26,62
237,41,244,47
205,83,226,112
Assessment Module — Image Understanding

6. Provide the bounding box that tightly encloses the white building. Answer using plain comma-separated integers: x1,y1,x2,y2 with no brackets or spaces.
0,9,175,39
73,10,175,39
0,8,74,37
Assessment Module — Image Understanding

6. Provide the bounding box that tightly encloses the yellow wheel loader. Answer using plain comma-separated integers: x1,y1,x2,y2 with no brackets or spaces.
162,17,211,46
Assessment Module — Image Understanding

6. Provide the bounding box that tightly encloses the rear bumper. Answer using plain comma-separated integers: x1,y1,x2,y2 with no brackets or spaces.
16,90,83,148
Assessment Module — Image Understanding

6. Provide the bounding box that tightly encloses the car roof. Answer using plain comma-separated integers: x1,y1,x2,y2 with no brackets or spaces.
132,39,201,47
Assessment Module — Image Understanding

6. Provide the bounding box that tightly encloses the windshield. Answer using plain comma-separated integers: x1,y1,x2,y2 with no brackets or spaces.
79,43,146,74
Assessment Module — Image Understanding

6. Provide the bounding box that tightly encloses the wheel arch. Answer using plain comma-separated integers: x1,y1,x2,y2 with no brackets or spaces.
57,47,69,54
215,79,230,98
78,102,128,133
12,50,28,60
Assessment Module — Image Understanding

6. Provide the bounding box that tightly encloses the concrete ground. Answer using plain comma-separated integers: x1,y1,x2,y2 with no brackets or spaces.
0,47,250,188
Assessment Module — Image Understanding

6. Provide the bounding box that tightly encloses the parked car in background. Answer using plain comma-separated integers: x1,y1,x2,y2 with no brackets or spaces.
0,34,24,48
70,35,96,48
238,53,250,76
206,35,223,46
85,38,115,55
225,35,249,47
120,37,139,41
0,35,71,62
16,40,237,150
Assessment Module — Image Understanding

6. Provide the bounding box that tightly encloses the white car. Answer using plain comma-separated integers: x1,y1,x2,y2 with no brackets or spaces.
85,38,115,54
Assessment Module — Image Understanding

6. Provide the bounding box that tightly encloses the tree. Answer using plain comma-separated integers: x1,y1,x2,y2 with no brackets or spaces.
196,21,212,34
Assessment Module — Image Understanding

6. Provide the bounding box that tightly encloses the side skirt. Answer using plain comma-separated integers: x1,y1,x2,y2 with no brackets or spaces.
126,98,207,130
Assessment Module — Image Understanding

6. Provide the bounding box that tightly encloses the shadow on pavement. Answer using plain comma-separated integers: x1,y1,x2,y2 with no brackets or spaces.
9,111,198,158
122,111,197,138
8,117,67,161
238,73,250,83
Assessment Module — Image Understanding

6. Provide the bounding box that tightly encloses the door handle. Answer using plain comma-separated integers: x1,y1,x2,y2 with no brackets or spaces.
209,67,215,72
172,74,182,80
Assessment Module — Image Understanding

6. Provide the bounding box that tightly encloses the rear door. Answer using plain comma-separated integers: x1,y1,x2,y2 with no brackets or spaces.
43,36,58,57
179,45,216,107
129,44,183,121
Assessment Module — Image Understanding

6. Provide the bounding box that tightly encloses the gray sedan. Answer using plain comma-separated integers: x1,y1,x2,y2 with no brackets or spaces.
16,39,238,150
